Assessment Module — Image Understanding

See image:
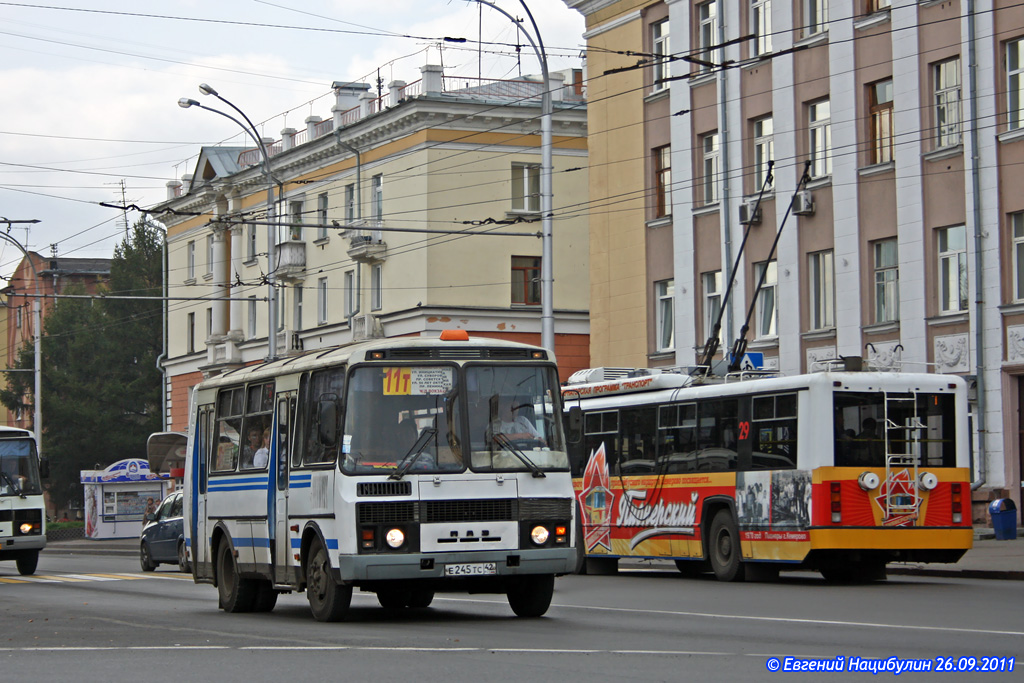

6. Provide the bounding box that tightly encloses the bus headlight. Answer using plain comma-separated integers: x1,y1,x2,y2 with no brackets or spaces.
530,525,550,545
858,472,880,491
384,528,405,549
19,523,34,534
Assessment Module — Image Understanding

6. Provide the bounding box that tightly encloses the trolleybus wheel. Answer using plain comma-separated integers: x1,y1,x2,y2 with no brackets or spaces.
177,540,190,573
708,510,745,582
16,550,38,576
252,580,278,612
674,559,706,577
140,542,156,572
820,559,887,584
306,541,351,622
217,540,257,612
506,574,554,618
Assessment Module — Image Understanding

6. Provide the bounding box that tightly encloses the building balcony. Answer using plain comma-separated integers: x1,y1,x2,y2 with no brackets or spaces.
346,230,387,263
275,240,306,280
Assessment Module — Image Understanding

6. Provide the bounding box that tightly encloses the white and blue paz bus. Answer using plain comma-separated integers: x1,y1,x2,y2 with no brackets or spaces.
184,331,576,621
0,426,48,575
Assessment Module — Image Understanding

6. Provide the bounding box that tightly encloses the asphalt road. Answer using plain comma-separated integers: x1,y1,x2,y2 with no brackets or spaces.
0,551,1021,682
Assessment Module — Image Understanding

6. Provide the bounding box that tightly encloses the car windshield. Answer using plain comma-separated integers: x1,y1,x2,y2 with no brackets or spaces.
465,365,569,473
0,438,42,496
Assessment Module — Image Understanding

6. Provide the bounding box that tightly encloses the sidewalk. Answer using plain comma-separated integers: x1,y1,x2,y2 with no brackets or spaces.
44,528,1023,580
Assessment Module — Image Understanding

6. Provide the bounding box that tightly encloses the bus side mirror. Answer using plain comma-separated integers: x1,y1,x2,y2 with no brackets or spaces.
317,400,339,447
38,457,50,479
567,406,583,445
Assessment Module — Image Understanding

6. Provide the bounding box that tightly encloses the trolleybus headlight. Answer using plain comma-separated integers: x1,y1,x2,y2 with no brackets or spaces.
385,528,405,549
19,523,34,534
530,525,550,545
857,472,880,491
918,471,938,491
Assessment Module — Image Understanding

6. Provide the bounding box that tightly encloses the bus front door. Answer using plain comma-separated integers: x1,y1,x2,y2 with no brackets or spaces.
273,395,295,585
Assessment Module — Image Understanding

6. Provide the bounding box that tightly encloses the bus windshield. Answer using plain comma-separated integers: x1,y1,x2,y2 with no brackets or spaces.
833,391,956,468
0,438,42,496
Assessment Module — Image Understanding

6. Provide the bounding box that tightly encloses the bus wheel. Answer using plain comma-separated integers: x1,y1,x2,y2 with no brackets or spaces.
306,541,351,622
252,580,278,612
674,559,705,577
407,589,434,609
506,574,554,618
16,550,38,576
708,510,745,582
217,541,256,613
377,587,412,609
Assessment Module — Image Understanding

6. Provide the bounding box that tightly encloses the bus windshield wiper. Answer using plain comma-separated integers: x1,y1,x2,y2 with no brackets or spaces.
0,471,25,498
389,427,437,480
492,433,546,478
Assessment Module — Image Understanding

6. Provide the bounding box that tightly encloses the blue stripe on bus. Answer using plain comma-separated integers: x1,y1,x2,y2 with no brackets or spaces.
290,474,312,481
209,477,270,484
232,537,271,549
289,538,338,549
289,482,311,489
208,484,270,492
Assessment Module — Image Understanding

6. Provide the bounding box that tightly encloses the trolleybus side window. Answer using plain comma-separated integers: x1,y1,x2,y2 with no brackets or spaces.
696,399,739,472
583,410,619,475
212,387,244,472
750,393,797,469
619,407,656,474
657,403,697,473
240,382,274,470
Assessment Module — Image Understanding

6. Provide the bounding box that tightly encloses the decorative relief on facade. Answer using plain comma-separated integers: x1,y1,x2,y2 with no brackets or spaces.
934,334,969,373
1007,325,1024,364
807,346,837,372
866,341,902,371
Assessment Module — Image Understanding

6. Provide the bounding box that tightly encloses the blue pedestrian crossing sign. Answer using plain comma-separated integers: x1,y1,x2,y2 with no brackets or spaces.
737,352,764,370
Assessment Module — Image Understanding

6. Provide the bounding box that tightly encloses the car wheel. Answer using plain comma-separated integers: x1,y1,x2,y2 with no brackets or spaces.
177,539,190,573
140,542,157,572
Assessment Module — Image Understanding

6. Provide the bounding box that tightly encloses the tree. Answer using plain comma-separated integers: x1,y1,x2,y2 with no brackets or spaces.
1,219,164,512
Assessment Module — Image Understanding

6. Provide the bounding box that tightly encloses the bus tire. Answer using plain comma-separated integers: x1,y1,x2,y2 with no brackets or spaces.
708,510,745,582
506,574,554,618
377,587,412,609
306,541,351,622
217,541,256,613
16,550,38,576
407,589,434,609
252,580,278,612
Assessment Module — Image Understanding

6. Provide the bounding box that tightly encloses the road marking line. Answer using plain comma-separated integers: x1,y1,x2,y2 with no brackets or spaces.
33,575,90,582
90,573,147,580
0,577,28,583
7,576,60,583
60,574,122,582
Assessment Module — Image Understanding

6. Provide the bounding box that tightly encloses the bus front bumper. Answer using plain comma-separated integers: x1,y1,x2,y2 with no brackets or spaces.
335,547,577,583
0,534,46,558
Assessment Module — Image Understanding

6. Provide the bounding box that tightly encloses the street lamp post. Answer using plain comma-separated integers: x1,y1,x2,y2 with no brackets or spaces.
0,220,43,456
178,87,280,360
473,0,554,353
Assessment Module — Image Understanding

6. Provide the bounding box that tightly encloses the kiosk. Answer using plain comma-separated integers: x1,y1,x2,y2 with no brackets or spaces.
81,459,170,539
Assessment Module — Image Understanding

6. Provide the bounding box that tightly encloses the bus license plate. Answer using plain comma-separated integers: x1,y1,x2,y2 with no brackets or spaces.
444,562,497,577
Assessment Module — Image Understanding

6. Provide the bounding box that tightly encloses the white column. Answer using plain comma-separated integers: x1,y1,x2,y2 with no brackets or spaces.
211,228,228,338
228,224,244,340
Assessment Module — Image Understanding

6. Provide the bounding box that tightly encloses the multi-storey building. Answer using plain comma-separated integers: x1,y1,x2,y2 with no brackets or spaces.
567,0,1024,519
154,64,590,432
2,254,111,429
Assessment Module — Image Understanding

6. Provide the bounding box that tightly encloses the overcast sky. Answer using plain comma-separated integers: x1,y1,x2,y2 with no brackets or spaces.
0,1,585,276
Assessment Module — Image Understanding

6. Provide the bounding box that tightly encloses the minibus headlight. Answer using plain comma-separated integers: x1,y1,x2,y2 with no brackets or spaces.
385,528,405,549
530,525,550,545
19,523,33,534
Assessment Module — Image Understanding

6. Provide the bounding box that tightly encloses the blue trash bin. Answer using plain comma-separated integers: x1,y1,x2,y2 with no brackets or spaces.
989,499,1017,541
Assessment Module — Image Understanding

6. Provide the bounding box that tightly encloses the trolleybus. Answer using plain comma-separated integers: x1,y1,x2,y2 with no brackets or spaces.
563,361,973,582
0,426,47,575
184,331,576,621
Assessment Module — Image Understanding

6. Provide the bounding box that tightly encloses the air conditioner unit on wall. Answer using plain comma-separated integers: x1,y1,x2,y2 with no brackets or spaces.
793,190,815,216
739,201,762,225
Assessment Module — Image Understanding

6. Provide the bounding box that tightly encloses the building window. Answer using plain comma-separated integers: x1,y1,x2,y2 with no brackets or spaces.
344,270,355,318
187,312,195,354
809,99,832,178
370,174,383,223
187,240,195,280
247,296,257,338
808,250,834,330
512,163,541,213
511,256,541,306
655,280,674,352
1007,38,1023,131
697,1,719,71
652,19,670,90
294,284,303,330
752,0,772,56
246,224,257,262
938,225,968,314
934,58,962,148
873,239,899,323
206,235,214,275
703,271,724,348
288,200,304,241
344,183,355,223
869,79,894,165
317,277,328,324
1013,213,1024,301
806,0,828,36
371,264,383,311
867,0,890,13
15,306,21,329
702,132,720,205
206,307,212,338
754,260,778,338
753,116,774,190
317,192,329,240
654,145,672,218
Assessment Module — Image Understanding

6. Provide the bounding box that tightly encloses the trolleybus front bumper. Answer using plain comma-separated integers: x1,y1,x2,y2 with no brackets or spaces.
334,547,577,583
